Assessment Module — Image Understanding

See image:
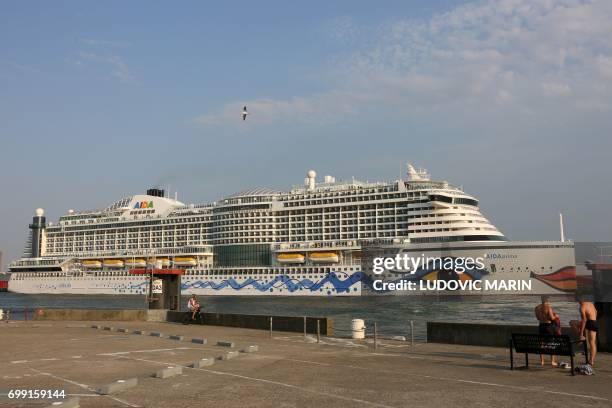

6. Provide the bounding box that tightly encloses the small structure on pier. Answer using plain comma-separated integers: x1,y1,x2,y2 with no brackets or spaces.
129,269,184,311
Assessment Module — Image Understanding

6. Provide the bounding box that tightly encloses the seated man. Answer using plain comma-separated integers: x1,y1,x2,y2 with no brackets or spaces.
187,294,200,321
534,295,557,366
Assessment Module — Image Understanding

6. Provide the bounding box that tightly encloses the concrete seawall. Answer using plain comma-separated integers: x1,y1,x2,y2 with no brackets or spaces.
427,321,576,348
167,311,333,335
32,308,167,322
30,309,333,335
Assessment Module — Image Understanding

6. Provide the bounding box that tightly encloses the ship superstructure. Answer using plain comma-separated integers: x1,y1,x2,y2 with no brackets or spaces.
9,165,573,296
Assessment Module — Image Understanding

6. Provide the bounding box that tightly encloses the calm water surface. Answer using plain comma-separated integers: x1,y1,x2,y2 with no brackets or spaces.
0,293,580,340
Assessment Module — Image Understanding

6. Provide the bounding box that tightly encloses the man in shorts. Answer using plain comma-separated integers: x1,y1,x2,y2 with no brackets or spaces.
570,299,598,366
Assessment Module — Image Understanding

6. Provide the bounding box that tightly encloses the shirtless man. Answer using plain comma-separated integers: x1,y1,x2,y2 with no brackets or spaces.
570,300,598,366
534,295,557,366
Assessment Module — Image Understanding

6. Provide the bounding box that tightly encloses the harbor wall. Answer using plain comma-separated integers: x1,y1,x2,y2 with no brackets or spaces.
30,308,333,335
427,321,611,351
32,309,167,321
167,311,333,335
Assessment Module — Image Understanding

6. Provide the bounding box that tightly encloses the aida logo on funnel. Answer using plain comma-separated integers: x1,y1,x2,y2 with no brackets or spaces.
134,201,154,209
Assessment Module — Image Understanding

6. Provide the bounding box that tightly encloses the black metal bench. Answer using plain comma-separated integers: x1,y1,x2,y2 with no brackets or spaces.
509,333,588,376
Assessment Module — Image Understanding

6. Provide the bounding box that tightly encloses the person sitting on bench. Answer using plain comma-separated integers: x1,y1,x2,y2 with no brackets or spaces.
570,298,598,367
534,295,557,367
187,294,200,321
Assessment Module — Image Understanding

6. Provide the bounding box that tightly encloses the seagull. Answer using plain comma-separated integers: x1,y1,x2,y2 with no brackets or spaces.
242,106,248,121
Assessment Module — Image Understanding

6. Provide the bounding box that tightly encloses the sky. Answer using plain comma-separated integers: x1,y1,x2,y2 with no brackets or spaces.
1,0,612,268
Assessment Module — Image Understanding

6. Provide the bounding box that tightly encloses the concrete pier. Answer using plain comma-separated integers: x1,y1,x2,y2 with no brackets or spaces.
1,320,611,407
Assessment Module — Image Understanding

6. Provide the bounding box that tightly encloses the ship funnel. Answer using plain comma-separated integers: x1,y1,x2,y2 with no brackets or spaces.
147,188,165,198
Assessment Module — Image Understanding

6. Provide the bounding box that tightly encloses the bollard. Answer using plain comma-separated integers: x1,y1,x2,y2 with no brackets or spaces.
303,316,307,338
316,319,320,343
410,320,414,347
374,322,378,350
269,316,273,338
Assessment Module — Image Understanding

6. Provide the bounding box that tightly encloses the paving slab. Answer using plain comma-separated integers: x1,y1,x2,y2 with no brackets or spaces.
96,378,138,395
241,345,259,353
44,397,80,408
154,366,183,379
219,351,240,361
191,358,215,368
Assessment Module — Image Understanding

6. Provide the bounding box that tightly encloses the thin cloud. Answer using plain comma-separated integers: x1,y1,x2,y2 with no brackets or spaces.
80,38,132,48
541,82,571,97
194,91,358,126
3,61,41,74
78,52,133,83
194,0,612,127
320,16,359,44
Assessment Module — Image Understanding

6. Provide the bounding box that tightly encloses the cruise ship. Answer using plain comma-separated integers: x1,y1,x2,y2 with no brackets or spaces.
8,165,576,296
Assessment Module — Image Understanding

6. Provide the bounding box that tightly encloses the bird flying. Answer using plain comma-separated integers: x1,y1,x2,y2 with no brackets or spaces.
242,106,248,121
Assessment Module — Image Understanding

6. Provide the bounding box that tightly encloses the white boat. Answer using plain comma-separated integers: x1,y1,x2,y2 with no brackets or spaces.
8,165,578,296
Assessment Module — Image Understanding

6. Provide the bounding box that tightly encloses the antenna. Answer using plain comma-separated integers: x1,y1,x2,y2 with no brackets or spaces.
559,213,565,242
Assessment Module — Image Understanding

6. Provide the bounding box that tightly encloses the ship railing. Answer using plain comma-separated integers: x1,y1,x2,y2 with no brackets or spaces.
266,316,425,347
329,320,423,347
52,246,214,258
9,258,61,267
273,240,359,251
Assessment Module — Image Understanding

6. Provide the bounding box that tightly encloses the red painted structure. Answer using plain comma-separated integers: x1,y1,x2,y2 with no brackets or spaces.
128,269,185,275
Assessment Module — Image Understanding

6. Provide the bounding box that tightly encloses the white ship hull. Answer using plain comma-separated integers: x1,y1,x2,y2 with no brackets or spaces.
362,241,576,296
9,241,576,296
8,270,363,296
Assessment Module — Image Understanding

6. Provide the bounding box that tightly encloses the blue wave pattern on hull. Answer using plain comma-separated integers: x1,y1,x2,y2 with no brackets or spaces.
182,271,365,294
